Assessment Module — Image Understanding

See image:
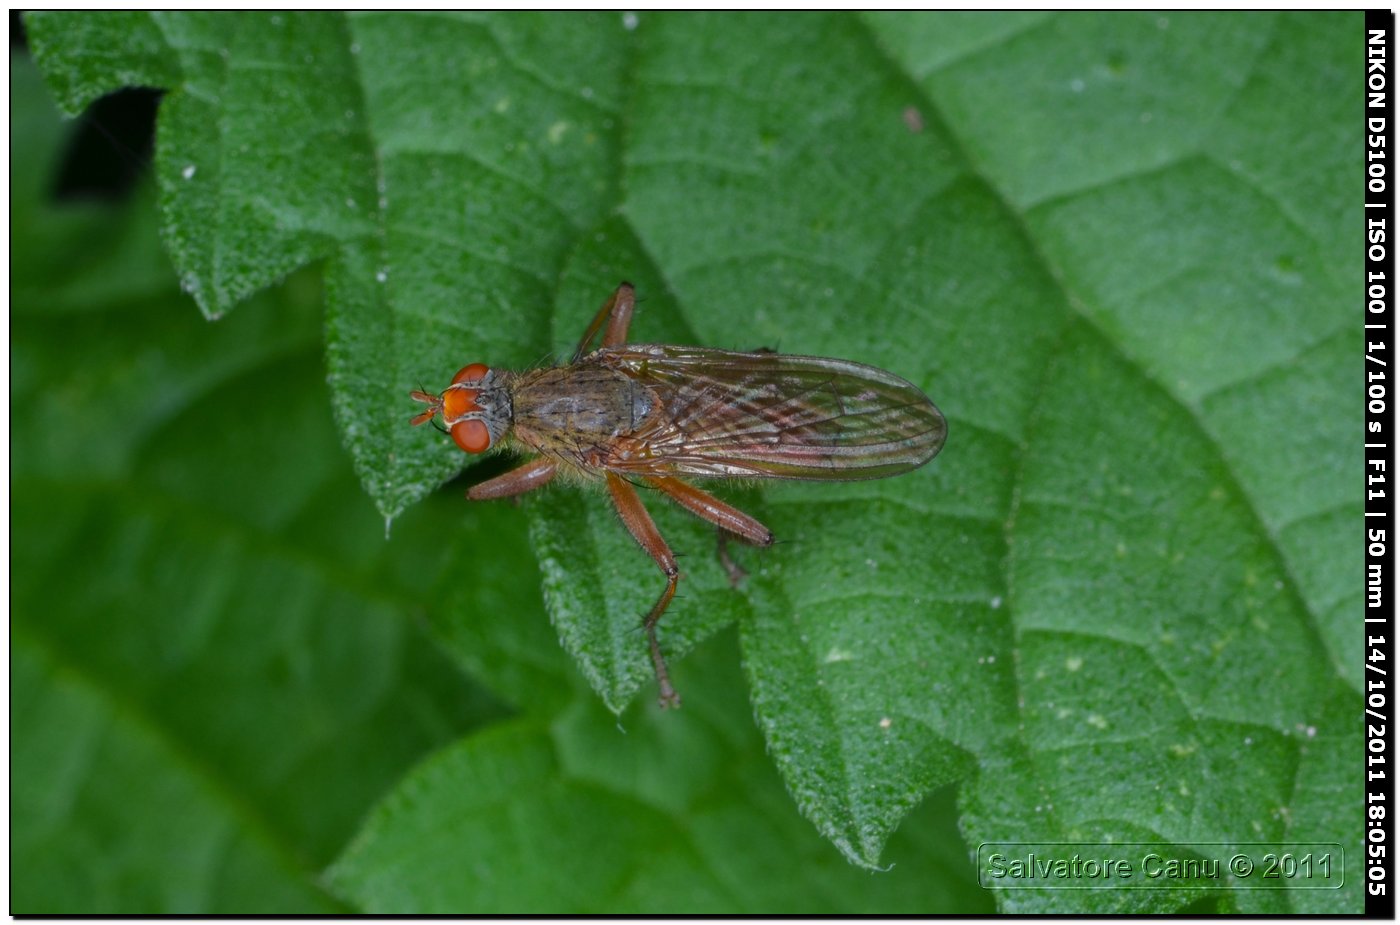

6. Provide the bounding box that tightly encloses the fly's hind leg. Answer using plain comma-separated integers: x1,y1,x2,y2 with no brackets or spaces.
644,476,775,589
573,282,636,361
716,530,748,588
605,472,682,708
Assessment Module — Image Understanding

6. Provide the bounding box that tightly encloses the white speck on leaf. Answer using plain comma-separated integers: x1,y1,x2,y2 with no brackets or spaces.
182,164,196,180
622,11,639,30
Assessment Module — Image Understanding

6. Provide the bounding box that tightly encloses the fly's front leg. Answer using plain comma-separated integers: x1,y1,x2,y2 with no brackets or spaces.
644,476,774,588
573,282,636,361
467,458,558,501
605,471,681,708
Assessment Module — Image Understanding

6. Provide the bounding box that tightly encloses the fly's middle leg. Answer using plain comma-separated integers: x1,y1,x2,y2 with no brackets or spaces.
573,282,636,361
606,472,682,708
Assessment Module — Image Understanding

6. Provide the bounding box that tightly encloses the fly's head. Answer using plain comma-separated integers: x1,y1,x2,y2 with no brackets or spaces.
410,363,511,454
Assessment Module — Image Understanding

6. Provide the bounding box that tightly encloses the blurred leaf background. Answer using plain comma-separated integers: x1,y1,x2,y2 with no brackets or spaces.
14,12,1359,913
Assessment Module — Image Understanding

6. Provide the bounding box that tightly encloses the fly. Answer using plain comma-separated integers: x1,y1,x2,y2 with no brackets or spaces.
410,283,947,708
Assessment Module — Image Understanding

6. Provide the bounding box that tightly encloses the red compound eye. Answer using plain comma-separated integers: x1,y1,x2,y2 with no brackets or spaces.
450,419,491,454
452,363,490,385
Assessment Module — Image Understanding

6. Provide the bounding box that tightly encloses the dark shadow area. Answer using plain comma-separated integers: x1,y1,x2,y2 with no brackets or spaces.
51,86,161,201
15,11,161,201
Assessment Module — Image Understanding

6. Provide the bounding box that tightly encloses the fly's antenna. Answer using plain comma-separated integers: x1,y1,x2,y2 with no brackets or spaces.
409,387,441,426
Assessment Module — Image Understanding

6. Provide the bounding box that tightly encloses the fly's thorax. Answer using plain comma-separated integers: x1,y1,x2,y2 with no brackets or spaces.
508,362,656,459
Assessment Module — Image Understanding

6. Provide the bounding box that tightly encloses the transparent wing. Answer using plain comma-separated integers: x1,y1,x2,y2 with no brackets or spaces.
598,345,947,480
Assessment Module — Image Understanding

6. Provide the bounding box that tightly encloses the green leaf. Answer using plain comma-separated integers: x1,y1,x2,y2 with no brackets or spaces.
25,11,1360,909
11,52,508,912
12,636,330,913
328,632,993,913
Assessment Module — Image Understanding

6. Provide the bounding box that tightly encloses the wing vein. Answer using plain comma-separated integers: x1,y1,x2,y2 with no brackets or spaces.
597,345,947,481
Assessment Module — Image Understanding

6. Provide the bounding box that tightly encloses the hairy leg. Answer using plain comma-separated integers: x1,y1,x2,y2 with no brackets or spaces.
606,472,682,708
